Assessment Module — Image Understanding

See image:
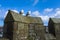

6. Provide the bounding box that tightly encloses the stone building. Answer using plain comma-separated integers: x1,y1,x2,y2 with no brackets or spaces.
48,18,60,40
0,27,3,37
3,10,45,40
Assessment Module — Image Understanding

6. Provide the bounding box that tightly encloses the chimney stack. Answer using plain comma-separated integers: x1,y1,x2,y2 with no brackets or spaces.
19,10,24,15
8,10,11,12
26,11,31,16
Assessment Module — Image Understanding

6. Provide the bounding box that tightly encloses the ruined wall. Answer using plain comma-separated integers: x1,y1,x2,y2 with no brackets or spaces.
12,22,45,40
28,23,45,40
54,24,60,40
28,23,35,40
13,22,29,40
3,22,13,40
35,24,45,40
0,38,9,40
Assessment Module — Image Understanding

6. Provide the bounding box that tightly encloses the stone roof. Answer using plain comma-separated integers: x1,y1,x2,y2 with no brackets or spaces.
5,10,43,24
50,18,60,24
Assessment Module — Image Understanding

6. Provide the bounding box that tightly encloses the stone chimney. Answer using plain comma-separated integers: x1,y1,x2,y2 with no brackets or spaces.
26,11,31,16
8,10,11,12
19,10,24,15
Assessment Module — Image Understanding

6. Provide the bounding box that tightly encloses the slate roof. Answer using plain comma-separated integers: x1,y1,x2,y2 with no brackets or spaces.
5,10,43,24
50,18,60,23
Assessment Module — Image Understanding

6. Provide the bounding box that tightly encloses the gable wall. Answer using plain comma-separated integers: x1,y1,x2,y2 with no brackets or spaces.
54,24,60,40
13,22,28,40
48,19,55,36
3,21,14,40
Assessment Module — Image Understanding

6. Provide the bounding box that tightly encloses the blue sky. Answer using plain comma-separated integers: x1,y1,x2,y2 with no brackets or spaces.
0,0,60,26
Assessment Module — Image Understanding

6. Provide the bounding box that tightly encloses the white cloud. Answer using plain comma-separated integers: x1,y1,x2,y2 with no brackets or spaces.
44,8,60,18
12,10,19,13
4,11,8,18
32,11,40,17
44,8,53,13
20,9,26,16
31,11,49,21
28,11,31,14
39,15,49,26
33,0,39,6
43,8,60,18
39,16,49,21
54,8,60,18
20,9,24,13
55,8,60,11
22,12,25,16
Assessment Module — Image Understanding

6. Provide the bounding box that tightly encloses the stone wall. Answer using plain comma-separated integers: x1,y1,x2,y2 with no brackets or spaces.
13,22,29,40
0,38,9,40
